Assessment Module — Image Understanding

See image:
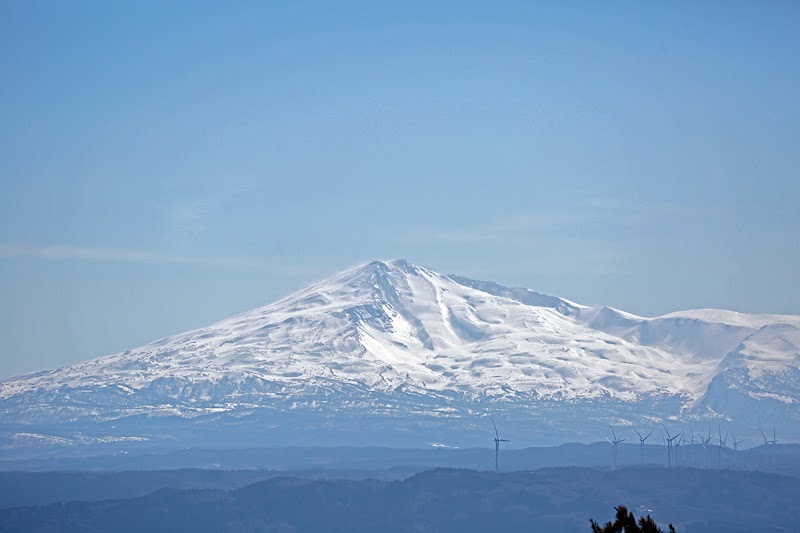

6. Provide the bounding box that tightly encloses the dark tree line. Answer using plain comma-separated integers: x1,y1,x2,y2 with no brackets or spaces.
591,505,675,533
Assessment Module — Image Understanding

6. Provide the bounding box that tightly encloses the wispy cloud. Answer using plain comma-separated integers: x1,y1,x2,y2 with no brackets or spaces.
161,198,216,238
0,242,300,272
403,195,680,246
416,211,588,245
386,195,687,277
156,186,254,239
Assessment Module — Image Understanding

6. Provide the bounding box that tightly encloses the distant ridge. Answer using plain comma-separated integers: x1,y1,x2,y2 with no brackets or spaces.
2,467,800,532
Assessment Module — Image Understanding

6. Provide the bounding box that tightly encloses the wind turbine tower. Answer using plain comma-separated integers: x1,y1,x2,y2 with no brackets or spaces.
760,427,777,446
700,427,714,469
731,434,744,470
634,429,652,465
662,424,680,468
607,426,625,472
674,433,684,466
491,418,510,472
760,426,777,466
688,424,697,466
717,426,728,469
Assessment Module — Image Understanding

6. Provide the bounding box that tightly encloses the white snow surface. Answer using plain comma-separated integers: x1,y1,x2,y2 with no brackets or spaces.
1,260,798,413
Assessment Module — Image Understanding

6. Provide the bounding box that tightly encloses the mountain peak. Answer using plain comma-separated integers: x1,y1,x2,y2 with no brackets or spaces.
334,258,420,282
359,258,423,277
1,261,799,447
370,258,414,270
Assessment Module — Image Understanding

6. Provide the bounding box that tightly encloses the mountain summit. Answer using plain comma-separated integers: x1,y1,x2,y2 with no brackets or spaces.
1,260,798,449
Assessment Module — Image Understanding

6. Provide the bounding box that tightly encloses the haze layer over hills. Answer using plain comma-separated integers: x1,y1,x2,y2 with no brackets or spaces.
1,260,798,450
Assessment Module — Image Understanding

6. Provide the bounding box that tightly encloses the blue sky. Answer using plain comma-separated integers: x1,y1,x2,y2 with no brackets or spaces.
1,1,798,377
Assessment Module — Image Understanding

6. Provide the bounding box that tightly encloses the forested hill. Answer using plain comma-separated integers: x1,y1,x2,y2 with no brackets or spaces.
1,467,798,532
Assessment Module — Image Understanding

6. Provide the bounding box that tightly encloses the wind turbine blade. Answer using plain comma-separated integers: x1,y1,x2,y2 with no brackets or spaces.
609,425,617,441
661,423,671,439
491,417,499,440
645,431,652,440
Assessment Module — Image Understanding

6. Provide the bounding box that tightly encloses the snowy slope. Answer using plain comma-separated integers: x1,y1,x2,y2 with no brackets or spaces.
695,323,800,417
1,259,798,446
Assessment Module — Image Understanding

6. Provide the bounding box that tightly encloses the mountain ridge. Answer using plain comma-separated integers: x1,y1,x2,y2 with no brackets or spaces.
1,259,798,448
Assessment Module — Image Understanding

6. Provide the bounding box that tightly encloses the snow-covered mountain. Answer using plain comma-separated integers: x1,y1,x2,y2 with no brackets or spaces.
1,259,798,450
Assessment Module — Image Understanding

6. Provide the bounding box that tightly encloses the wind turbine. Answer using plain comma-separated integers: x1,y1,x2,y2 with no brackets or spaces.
760,426,777,446
730,434,744,470
662,424,680,468
491,418,510,472
700,427,714,470
760,426,777,466
674,432,684,466
688,424,697,466
607,425,625,472
717,426,728,469
634,429,652,465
